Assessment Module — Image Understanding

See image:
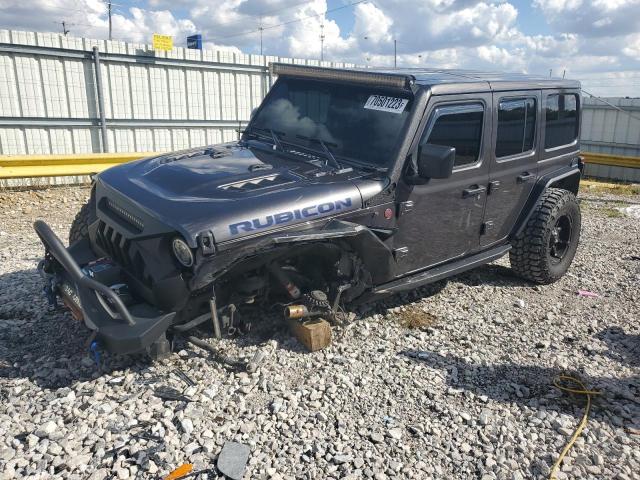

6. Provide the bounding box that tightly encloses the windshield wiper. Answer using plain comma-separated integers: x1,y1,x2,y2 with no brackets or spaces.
269,129,283,151
338,157,387,173
295,135,341,170
244,126,285,151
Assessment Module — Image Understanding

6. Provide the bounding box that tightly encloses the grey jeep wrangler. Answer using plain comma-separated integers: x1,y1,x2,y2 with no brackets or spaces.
34,63,583,358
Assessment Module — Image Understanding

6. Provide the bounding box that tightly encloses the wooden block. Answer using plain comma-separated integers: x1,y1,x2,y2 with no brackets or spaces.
288,318,332,352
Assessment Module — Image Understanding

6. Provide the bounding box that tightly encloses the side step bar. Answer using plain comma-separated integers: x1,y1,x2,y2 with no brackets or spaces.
370,244,512,297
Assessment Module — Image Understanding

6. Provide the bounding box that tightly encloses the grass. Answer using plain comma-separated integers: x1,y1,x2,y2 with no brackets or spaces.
396,307,438,330
580,180,640,196
600,207,625,218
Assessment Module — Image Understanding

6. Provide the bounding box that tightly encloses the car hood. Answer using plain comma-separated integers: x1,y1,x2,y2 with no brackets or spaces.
96,143,388,247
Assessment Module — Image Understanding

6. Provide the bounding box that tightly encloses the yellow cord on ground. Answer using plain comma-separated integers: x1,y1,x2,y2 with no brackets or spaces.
549,375,601,480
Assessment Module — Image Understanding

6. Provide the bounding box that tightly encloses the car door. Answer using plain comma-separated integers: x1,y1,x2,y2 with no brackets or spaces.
393,93,492,276
481,91,541,247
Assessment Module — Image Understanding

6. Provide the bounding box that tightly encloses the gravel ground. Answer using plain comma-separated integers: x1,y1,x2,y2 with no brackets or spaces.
0,185,639,480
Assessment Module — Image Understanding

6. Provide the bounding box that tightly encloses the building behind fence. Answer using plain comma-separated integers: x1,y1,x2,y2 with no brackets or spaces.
0,30,638,181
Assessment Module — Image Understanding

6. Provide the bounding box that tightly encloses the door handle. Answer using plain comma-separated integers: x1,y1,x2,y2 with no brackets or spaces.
517,172,535,183
462,185,486,198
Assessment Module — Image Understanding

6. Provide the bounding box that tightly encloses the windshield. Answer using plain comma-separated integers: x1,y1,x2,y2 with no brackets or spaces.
248,78,413,168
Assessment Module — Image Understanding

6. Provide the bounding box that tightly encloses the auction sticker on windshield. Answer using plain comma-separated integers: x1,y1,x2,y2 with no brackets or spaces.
364,95,409,114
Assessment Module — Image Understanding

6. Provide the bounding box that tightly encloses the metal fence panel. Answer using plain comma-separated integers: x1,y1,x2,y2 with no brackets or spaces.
581,97,640,181
1,29,639,183
0,29,355,155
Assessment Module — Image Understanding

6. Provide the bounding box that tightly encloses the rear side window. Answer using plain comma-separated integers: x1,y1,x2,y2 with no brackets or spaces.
496,98,536,158
425,104,484,167
545,94,579,149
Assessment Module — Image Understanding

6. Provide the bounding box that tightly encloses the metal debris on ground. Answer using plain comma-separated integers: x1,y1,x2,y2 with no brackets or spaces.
217,441,250,480
136,376,162,386
184,335,248,371
154,386,192,403
172,368,196,387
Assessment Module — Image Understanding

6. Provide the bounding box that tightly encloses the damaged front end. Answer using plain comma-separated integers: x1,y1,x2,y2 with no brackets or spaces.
34,215,384,359
35,220,176,357
33,182,394,359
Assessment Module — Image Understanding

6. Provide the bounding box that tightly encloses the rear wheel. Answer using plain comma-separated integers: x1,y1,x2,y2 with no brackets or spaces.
68,192,97,244
510,188,581,284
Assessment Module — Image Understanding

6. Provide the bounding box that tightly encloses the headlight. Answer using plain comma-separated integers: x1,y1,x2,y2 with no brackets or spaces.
172,237,194,267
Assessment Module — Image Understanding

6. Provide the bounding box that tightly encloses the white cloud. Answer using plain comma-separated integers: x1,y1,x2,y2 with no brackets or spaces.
0,0,196,45
0,0,638,96
534,0,640,37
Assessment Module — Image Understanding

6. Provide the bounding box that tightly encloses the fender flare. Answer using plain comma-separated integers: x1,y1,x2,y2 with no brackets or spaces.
191,219,396,290
512,166,581,237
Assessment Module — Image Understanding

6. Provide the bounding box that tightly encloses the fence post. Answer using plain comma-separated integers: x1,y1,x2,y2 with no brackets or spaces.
92,46,109,153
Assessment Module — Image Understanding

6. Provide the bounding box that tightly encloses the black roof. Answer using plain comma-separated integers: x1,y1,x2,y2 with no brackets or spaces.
354,67,580,92
270,63,580,93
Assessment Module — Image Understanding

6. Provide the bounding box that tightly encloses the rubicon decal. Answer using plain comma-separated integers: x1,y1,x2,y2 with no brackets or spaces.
229,198,353,235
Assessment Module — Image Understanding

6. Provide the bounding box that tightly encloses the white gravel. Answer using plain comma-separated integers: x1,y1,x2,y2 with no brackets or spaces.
0,185,639,480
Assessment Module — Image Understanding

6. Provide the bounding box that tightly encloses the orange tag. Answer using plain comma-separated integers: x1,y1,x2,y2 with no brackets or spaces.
163,463,194,480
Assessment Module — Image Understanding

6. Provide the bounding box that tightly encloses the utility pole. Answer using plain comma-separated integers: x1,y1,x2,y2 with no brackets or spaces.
394,38,397,68
259,17,263,55
320,23,325,62
108,1,112,41
61,21,71,36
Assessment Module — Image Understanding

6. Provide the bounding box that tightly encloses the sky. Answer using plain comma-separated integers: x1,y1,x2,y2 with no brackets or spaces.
0,0,639,97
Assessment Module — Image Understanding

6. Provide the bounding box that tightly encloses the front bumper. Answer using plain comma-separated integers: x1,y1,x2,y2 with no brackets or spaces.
34,220,175,354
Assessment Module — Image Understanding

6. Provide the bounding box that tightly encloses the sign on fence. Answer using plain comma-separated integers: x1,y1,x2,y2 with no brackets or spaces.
152,34,173,51
187,34,202,50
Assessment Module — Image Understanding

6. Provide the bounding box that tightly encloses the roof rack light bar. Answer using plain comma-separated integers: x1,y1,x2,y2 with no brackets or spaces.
270,63,414,89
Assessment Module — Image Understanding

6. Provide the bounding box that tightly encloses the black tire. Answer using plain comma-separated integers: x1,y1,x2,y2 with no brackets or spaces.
510,188,581,284
68,192,97,244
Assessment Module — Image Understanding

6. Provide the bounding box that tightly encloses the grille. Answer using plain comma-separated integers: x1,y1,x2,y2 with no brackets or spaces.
104,198,144,232
95,221,150,286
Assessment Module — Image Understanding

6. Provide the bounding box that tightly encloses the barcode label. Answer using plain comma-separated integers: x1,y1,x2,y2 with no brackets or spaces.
364,95,408,113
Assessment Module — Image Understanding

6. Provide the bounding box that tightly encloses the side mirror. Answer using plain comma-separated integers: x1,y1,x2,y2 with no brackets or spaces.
417,144,456,179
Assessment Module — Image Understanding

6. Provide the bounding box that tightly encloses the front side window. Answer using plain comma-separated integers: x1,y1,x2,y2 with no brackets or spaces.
423,104,484,167
544,94,579,149
249,78,413,168
496,98,536,158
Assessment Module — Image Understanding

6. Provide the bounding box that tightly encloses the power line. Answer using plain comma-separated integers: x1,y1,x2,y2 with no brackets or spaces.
582,89,640,122
210,0,316,32
211,0,367,41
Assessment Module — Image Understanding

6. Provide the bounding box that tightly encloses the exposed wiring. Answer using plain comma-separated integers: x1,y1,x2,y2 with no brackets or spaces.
582,89,640,123
549,375,602,480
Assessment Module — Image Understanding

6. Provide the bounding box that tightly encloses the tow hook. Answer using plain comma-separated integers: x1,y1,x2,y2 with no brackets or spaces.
43,278,59,309
38,260,59,309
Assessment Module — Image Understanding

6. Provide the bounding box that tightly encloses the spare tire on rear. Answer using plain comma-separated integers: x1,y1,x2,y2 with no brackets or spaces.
68,191,97,244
